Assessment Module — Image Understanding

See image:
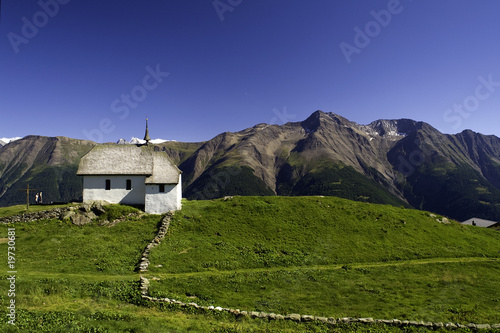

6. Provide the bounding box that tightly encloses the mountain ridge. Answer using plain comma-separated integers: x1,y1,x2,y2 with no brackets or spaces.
1,111,500,221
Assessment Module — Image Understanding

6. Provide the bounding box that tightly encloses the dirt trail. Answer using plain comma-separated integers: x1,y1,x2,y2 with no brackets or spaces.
145,256,499,279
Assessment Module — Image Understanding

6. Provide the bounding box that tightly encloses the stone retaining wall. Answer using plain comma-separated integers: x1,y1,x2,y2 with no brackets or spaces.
140,276,500,330
0,207,71,224
138,282,500,331
0,201,142,226
137,213,172,272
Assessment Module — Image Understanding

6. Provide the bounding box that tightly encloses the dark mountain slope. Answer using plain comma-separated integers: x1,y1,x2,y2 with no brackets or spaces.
181,111,500,220
181,111,414,206
0,136,96,206
387,127,500,220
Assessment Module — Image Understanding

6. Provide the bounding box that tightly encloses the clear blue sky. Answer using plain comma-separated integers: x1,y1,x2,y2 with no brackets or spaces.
1,0,500,142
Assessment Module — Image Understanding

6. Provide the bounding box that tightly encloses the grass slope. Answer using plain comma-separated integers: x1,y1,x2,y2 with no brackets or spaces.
149,196,499,273
147,196,500,324
0,199,499,331
0,204,360,332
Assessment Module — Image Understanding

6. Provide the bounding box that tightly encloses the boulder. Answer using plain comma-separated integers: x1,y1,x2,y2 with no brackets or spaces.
301,315,315,322
249,311,260,318
71,214,93,225
86,211,97,220
92,201,107,214
327,317,337,325
475,324,491,330
80,202,93,212
286,313,301,322
61,210,76,220
445,323,457,329
359,318,374,324
257,312,268,319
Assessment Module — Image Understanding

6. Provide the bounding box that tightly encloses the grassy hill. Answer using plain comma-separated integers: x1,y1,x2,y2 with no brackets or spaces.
1,198,500,332
147,197,500,324
150,196,499,272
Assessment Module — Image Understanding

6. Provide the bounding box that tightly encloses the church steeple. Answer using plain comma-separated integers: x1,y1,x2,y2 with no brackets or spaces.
144,117,151,145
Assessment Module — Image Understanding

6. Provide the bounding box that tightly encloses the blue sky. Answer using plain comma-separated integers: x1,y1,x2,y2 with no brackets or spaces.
1,0,500,142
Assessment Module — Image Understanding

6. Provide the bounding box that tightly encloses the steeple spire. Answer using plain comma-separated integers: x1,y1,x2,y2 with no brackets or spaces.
144,116,151,145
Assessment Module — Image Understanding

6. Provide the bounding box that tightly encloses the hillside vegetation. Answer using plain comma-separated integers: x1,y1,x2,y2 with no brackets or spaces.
150,196,500,272
0,198,499,332
148,196,500,325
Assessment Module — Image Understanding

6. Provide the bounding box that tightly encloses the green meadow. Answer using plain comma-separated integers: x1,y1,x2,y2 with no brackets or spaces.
0,197,499,332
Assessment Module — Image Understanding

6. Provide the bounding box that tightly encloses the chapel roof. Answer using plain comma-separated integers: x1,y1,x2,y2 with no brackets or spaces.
76,144,181,184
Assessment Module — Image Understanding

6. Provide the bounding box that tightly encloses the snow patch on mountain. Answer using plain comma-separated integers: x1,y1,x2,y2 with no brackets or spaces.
0,137,22,146
117,137,174,145
359,120,410,140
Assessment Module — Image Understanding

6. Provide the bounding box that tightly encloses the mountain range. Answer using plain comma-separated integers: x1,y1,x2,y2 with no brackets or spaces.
1,110,500,221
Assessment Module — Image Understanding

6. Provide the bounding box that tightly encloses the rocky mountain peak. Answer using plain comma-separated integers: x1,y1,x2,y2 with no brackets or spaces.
300,110,353,133
359,118,423,139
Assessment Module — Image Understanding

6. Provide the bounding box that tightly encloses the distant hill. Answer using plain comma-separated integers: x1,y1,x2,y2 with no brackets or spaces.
2,111,500,221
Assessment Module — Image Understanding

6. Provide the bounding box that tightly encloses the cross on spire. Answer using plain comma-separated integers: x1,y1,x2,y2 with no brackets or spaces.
144,116,151,145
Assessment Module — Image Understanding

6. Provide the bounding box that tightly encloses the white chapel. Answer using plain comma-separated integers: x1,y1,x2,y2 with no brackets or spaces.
77,120,182,214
